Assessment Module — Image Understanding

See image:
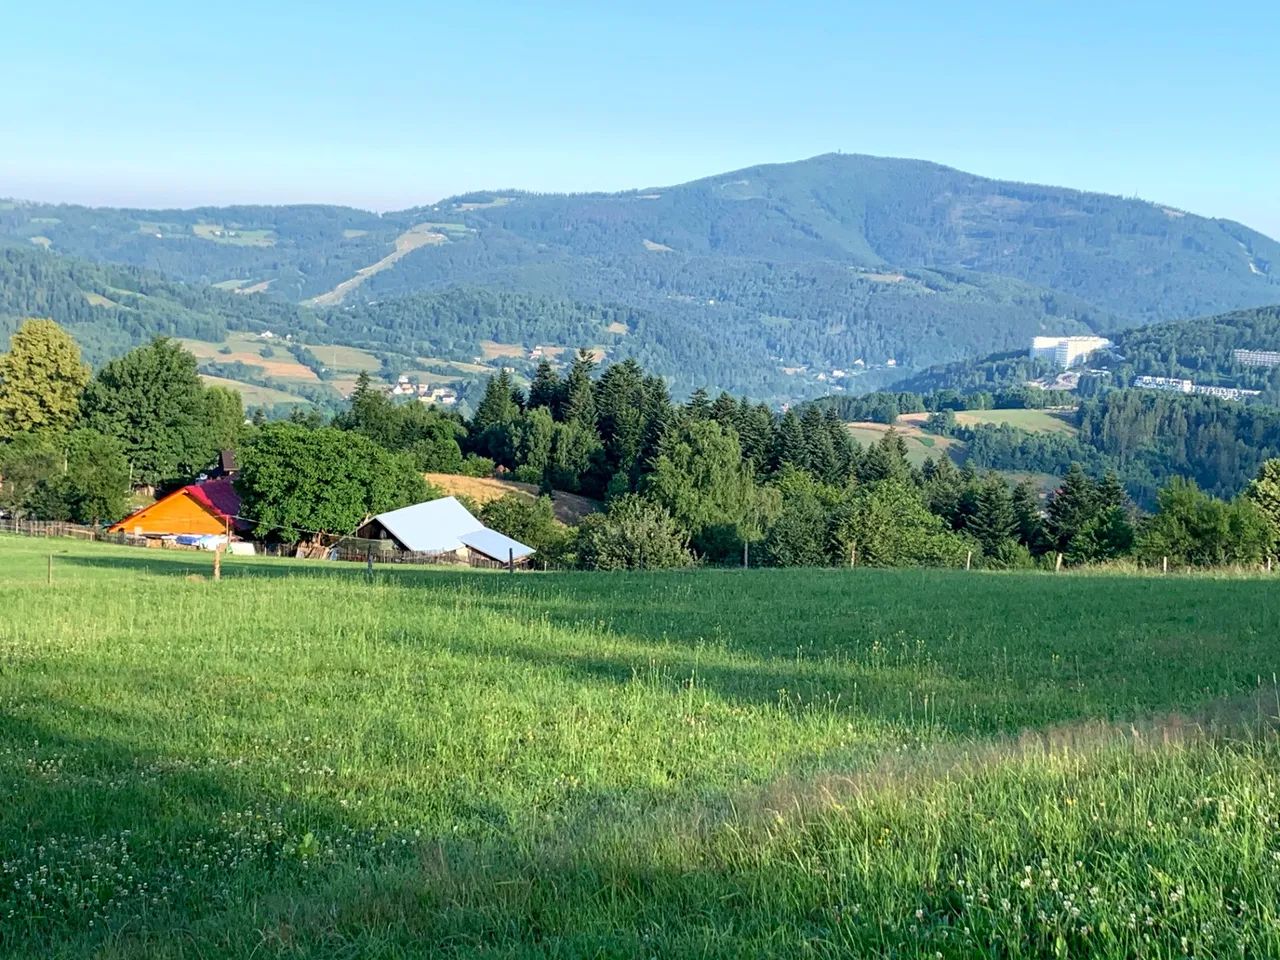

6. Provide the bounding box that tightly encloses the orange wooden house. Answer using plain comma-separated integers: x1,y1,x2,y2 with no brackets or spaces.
108,479,247,538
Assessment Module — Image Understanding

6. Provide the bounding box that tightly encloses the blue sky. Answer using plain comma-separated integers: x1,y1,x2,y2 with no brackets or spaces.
3,0,1277,238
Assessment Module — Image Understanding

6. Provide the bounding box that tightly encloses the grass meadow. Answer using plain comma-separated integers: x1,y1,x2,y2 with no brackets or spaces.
3,536,1280,957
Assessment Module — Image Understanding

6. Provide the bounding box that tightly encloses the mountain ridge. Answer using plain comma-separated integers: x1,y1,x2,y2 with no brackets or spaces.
4,153,1278,400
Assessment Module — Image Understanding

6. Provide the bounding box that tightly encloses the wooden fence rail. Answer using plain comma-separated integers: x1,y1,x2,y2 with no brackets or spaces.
0,518,148,547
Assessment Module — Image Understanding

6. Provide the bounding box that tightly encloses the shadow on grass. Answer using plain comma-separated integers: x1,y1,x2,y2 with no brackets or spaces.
51,550,1280,736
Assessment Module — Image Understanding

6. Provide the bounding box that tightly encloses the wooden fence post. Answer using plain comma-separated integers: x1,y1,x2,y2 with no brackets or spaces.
1055,552,1063,573
213,548,221,582
1162,556,1168,575
965,550,972,571
47,554,53,585
743,539,749,569
508,547,515,574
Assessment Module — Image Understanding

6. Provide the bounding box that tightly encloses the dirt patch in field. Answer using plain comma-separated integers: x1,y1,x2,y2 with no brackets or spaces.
605,322,629,335
479,341,526,360
425,474,601,525
642,239,674,252
236,280,273,295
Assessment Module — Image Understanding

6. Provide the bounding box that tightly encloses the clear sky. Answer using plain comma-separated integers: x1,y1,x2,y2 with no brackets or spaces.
3,0,1277,238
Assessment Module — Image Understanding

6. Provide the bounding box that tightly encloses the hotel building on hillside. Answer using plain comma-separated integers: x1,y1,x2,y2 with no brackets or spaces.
1029,335,1114,369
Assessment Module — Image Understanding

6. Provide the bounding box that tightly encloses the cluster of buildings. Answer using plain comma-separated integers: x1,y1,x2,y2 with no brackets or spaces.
107,473,533,566
1132,376,1261,402
391,376,457,405
1030,336,1113,369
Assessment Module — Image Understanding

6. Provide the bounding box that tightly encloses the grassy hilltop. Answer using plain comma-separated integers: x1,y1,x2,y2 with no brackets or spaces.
4,536,1280,957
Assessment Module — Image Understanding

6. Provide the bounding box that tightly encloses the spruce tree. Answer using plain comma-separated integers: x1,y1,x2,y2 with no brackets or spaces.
527,360,563,414
968,472,1016,554
710,391,738,426
685,388,712,420
1011,479,1049,553
561,350,598,427
1047,463,1099,553
773,409,809,471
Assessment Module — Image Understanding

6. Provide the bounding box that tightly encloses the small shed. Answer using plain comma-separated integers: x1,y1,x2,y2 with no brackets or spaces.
356,496,535,563
108,478,247,538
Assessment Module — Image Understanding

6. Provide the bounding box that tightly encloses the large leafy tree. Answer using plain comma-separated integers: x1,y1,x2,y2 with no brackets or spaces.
236,423,430,542
1137,477,1270,567
0,432,62,519
644,418,780,562
761,468,834,567
0,428,129,524
81,337,213,486
1246,459,1280,554
835,477,973,568
204,386,245,453
0,319,90,438
32,430,131,526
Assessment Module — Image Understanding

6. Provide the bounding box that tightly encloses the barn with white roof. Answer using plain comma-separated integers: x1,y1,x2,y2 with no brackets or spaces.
356,496,535,565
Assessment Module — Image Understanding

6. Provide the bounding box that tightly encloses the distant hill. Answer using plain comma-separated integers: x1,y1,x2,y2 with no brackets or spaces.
4,153,1279,398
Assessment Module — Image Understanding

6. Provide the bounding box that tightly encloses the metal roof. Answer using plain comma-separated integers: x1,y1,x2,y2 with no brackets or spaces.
458,528,536,562
374,496,484,553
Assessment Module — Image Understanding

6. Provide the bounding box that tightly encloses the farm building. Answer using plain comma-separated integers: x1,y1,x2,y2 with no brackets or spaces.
108,479,247,538
356,496,535,564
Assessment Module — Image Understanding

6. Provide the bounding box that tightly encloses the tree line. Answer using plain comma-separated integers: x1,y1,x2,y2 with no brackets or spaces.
5,319,1280,572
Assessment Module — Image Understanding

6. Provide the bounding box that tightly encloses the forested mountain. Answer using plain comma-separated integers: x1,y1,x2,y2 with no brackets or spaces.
0,245,1117,401
5,153,1277,399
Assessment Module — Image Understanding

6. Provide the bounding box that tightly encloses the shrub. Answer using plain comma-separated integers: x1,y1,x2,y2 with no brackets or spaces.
461,454,495,478
574,495,692,571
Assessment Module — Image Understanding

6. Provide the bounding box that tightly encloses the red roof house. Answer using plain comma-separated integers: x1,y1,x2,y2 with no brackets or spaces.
108,479,247,537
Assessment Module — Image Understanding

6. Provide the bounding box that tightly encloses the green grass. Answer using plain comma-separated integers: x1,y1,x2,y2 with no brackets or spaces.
197,374,308,406
191,223,275,247
312,344,383,372
955,408,1079,435
4,536,1280,957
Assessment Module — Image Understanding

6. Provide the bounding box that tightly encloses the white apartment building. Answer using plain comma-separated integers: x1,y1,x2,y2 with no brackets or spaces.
1133,376,1261,402
1234,349,1280,368
1030,336,1113,369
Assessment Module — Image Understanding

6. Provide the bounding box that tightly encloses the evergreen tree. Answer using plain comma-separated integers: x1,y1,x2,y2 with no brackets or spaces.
824,407,858,485
1046,463,1099,553
685,388,712,420
772,410,809,471
710,391,738,426
526,360,564,414
967,472,1016,554
561,349,599,427
1011,479,1049,553
737,401,775,475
